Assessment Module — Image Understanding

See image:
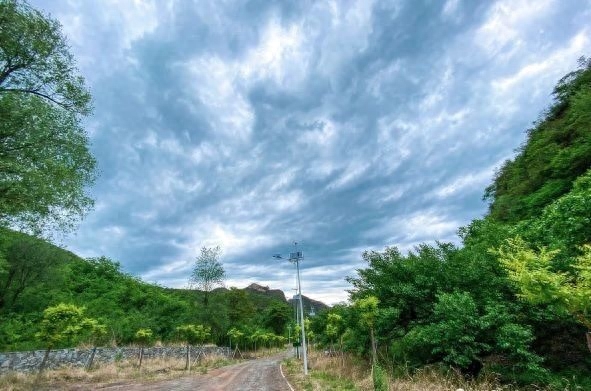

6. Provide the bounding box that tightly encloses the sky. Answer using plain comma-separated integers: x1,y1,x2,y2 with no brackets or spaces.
31,0,591,305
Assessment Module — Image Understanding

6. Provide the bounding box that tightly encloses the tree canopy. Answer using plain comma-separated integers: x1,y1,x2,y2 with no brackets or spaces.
484,57,591,223
190,246,226,306
35,303,94,349
0,0,96,233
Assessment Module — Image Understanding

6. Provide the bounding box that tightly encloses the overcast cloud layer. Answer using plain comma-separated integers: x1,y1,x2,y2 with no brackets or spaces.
31,0,591,304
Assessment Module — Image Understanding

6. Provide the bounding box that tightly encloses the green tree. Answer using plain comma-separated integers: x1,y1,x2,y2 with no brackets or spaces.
498,238,591,330
0,231,61,309
176,324,203,371
304,317,315,352
226,287,255,325
192,324,211,362
275,334,287,349
227,327,244,356
0,0,96,233
81,318,107,370
325,312,343,353
35,303,88,372
250,328,265,352
354,296,379,371
263,301,290,335
417,292,487,369
349,244,452,331
348,240,544,378
372,363,388,391
0,248,7,288
134,328,153,370
189,246,225,306
522,169,591,264
260,331,271,349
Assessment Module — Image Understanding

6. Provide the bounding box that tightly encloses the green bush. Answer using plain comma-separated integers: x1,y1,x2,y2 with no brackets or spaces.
372,364,388,391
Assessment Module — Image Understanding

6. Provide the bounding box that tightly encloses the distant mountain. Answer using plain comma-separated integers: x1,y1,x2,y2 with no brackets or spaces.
244,283,287,302
244,282,329,315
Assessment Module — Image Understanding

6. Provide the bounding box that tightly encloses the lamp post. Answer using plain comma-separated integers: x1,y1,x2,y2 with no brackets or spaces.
274,242,308,375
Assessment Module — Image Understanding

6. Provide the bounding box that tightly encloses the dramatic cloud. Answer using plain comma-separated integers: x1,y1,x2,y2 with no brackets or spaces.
33,0,591,304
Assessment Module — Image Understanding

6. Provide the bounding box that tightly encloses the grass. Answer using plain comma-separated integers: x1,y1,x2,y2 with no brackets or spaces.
0,354,237,391
283,356,358,391
281,350,550,391
283,351,367,391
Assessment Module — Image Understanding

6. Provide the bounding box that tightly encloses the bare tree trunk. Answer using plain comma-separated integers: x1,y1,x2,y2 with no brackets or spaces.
197,344,204,363
185,343,191,371
370,327,377,376
86,346,97,370
34,347,51,388
233,345,244,359
340,336,345,368
0,270,16,310
138,347,144,370
38,347,51,374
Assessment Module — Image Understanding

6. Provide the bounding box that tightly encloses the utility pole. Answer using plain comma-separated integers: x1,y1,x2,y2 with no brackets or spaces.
274,242,309,375
294,294,300,359
292,244,308,375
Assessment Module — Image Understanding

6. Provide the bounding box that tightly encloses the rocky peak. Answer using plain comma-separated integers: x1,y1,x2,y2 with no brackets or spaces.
246,283,269,292
244,282,287,302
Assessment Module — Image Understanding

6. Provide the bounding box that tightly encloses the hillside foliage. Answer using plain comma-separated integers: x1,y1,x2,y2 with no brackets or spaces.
484,57,591,222
309,59,591,388
0,227,293,352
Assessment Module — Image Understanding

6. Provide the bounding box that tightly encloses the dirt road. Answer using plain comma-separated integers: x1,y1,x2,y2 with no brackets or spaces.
87,354,293,391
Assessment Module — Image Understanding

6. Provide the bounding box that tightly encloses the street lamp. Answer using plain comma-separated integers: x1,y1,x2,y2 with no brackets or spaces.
273,242,308,375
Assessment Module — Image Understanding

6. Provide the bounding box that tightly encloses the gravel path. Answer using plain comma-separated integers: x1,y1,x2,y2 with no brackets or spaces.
73,354,293,391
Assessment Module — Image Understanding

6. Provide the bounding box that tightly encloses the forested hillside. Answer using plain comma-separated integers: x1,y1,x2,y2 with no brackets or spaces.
485,58,591,222
0,227,303,351
309,58,591,388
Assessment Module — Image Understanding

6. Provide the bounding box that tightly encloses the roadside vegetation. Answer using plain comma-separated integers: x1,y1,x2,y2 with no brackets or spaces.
1,0,591,389
283,350,529,391
305,57,591,390
0,353,236,391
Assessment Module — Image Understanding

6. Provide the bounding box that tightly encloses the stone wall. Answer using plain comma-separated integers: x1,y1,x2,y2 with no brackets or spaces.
0,345,230,373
